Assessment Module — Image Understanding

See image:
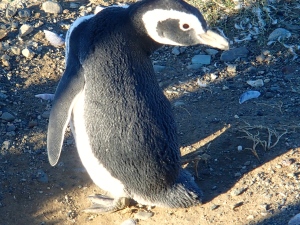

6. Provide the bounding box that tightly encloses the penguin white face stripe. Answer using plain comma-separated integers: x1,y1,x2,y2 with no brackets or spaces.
142,9,206,46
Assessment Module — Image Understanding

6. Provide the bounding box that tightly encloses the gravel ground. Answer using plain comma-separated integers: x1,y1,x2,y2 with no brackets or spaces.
0,0,300,224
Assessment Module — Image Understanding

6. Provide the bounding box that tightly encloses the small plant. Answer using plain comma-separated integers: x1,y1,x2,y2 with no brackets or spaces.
237,121,294,160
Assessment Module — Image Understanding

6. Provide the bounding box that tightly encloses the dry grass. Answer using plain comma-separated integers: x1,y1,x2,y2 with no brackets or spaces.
237,121,297,160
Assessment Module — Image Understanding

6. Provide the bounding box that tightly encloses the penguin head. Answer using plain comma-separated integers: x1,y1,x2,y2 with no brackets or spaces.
136,0,229,50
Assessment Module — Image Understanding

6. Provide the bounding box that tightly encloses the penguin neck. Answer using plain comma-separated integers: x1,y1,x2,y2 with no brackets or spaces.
91,6,163,57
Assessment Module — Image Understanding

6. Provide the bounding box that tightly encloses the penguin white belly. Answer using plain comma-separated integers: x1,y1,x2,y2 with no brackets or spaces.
71,89,126,198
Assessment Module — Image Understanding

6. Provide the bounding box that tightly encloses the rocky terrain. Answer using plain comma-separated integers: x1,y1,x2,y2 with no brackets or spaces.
0,0,300,224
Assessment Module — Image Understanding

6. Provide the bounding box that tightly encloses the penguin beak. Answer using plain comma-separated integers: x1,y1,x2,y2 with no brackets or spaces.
198,30,229,50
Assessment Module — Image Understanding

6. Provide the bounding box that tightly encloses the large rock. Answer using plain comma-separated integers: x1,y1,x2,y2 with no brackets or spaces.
220,47,249,62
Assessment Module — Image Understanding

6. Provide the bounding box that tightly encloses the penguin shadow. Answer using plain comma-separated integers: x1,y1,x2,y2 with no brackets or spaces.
156,54,300,206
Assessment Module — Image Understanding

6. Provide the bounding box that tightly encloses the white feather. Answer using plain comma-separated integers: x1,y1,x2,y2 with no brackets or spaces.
239,91,261,104
35,93,55,101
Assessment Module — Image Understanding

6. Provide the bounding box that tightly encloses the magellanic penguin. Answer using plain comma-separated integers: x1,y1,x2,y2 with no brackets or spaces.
47,0,229,213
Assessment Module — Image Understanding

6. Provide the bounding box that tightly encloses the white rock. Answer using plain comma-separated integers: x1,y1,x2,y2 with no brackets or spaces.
239,91,261,104
192,55,211,65
120,219,136,225
22,48,35,59
19,24,33,37
42,1,62,14
44,30,64,47
237,145,243,151
246,79,264,87
227,64,237,73
197,79,207,87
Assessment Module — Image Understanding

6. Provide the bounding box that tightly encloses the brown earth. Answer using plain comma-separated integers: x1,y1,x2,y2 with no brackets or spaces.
0,0,300,225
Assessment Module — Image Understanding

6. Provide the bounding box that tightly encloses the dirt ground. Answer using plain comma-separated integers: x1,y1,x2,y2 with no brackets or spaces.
0,0,300,225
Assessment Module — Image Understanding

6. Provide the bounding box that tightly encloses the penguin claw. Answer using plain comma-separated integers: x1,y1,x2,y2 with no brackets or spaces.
82,195,130,214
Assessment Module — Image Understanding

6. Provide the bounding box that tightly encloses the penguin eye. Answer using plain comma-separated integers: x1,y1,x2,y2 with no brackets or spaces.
182,23,190,30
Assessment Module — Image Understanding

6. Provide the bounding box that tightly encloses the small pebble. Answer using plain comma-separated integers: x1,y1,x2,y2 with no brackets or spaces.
153,65,166,73
28,120,38,128
211,204,219,210
37,169,49,183
237,145,243,151
134,211,154,220
172,46,181,55
1,112,15,122
220,47,249,62
187,64,202,70
11,46,21,55
231,202,243,210
247,215,254,220
18,9,31,18
19,24,33,37
121,219,136,225
247,79,264,87
227,64,237,73
192,55,211,65
6,6,17,18
42,1,62,14
0,29,7,40
205,48,219,55
22,48,35,59
2,140,10,150
42,111,51,119
244,161,251,166
231,187,246,196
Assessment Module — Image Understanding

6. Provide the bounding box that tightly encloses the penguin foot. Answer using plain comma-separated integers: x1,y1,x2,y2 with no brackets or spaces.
82,194,130,214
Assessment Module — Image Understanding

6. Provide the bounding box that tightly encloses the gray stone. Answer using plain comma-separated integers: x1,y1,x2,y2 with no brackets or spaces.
19,24,33,37
187,64,202,70
41,111,51,119
42,1,62,14
231,187,246,196
192,54,211,64
205,48,219,55
0,93,7,99
11,46,21,55
153,65,166,73
1,112,15,122
37,169,48,183
18,9,31,18
6,6,17,18
7,124,16,132
172,46,181,55
11,21,19,30
220,47,249,62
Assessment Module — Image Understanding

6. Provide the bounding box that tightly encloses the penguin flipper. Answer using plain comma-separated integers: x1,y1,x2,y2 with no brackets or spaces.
82,195,130,214
47,63,84,166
